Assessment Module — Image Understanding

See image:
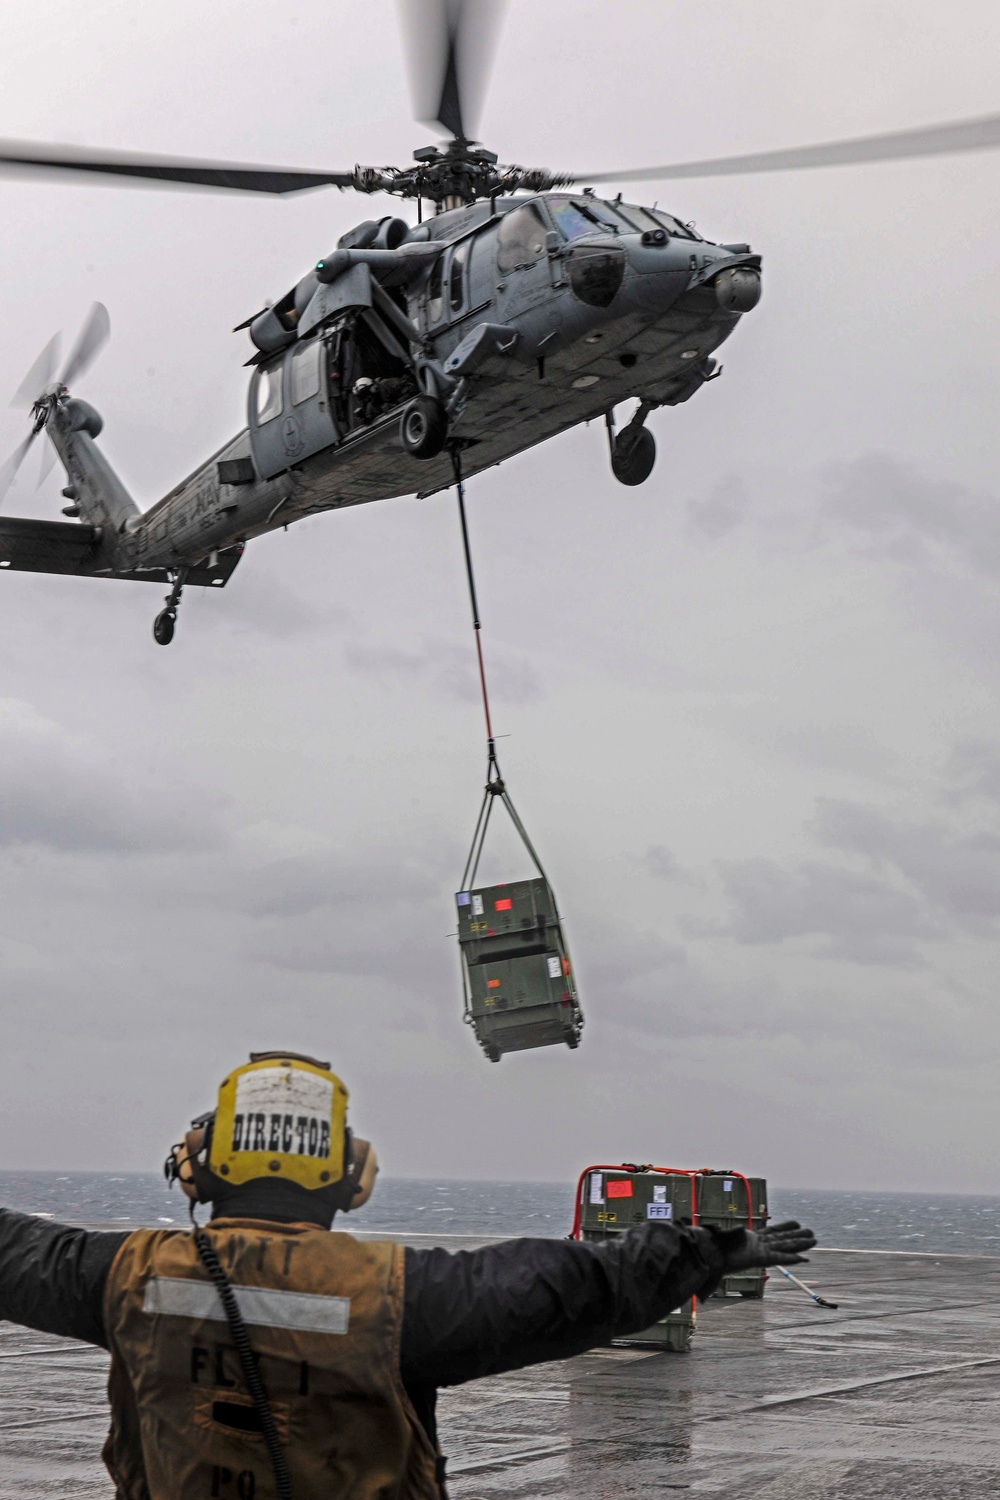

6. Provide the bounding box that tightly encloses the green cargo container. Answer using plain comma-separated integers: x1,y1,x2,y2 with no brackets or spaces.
693,1171,769,1298
574,1167,697,1351
456,877,584,1061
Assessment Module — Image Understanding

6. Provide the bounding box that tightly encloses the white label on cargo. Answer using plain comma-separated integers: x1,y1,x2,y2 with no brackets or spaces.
647,1203,673,1220
546,956,561,979
589,1172,603,1205
653,1184,667,1203
472,895,484,916
723,1179,733,1192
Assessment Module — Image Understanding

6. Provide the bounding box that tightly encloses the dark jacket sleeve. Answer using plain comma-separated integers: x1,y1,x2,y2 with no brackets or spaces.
0,1208,129,1348
400,1221,725,1389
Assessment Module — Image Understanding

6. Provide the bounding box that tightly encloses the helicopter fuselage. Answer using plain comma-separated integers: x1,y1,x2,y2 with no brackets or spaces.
41,193,761,599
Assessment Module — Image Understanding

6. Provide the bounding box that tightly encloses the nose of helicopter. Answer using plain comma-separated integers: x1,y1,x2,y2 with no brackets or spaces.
624,236,762,317
618,234,695,315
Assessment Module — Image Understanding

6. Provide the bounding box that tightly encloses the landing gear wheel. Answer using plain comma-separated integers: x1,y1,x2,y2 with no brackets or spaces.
401,395,448,459
611,425,656,486
153,609,176,646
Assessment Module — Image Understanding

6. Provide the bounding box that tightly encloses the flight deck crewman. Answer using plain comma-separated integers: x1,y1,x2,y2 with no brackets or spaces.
0,1051,815,1499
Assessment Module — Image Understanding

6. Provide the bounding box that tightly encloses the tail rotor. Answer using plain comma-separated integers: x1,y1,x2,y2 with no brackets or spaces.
0,302,109,507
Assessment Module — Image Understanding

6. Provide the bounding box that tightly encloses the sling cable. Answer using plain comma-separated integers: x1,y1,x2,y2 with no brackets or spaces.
449,448,584,1063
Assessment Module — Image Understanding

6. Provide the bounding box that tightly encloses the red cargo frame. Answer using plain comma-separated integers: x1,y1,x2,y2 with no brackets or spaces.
570,1163,756,1240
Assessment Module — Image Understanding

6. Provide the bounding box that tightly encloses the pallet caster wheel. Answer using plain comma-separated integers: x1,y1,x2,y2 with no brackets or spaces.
401,395,448,459
153,610,176,646
611,425,656,486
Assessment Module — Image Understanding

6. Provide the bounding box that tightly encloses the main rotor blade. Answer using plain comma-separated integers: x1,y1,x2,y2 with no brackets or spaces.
12,332,60,407
0,141,359,195
399,0,506,141
0,430,36,507
60,302,110,390
576,112,1000,186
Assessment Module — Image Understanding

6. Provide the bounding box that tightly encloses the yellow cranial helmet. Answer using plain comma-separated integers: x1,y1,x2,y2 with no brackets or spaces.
210,1052,349,1191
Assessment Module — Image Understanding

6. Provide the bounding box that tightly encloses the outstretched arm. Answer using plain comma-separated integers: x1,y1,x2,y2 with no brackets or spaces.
401,1219,815,1388
0,1208,128,1347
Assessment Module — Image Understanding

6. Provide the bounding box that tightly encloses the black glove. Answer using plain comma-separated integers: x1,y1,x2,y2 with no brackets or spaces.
712,1219,816,1272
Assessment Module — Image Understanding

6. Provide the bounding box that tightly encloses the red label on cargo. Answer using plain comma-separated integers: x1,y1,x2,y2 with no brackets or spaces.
494,898,513,910
606,1180,633,1199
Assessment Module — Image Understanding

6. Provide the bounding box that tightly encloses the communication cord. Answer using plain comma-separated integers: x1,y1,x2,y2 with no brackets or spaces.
191,1218,293,1500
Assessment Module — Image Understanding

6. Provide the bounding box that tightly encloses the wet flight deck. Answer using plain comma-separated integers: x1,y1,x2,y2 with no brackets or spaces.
1,1240,997,1496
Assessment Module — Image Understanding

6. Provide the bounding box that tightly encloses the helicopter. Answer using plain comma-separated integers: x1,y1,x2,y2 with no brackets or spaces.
0,3,998,645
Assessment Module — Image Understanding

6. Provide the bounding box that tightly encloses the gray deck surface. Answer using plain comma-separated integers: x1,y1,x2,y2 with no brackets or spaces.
1,1239,998,1497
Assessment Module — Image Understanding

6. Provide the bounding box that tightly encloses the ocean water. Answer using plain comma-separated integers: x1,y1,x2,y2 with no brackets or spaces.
1,1171,1000,1254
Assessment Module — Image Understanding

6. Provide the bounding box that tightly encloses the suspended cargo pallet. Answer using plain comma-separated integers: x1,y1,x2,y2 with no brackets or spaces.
571,1164,696,1352
449,454,584,1062
457,876,583,1062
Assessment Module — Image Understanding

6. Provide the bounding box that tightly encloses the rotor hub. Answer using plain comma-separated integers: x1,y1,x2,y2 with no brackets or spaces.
353,140,572,210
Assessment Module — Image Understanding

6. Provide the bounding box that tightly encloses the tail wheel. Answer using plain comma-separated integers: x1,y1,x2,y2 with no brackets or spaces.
611,425,656,486
400,395,448,459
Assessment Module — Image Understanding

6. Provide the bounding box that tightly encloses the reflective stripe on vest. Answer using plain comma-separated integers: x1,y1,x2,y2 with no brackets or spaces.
144,1276,351,1334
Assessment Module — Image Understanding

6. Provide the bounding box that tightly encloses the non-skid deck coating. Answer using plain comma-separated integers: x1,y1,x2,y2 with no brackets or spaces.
1,1240,998,1497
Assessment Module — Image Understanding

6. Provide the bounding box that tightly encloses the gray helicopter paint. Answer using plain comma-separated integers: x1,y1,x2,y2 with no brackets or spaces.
14,195,757,586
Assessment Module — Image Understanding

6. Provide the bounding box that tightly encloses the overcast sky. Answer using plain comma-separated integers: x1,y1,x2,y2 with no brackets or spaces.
1,0,998,1194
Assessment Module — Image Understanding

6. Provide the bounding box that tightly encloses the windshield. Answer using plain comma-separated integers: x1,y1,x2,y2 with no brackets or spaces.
550,196,701,242
550,197,628,242
618,203,701,241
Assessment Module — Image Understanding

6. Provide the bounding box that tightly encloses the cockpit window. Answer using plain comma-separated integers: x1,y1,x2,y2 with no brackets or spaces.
496,202,549,273
549,197,625,242
656,210,701,240
255,364,283,423
608,202,701,240
551,199,604,241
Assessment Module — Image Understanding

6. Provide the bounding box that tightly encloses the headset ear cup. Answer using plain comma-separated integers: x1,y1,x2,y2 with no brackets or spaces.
344,1139,378,1211
178,1127,218,1204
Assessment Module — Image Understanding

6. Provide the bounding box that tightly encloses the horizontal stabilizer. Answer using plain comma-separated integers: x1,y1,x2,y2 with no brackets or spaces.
0,517,243,587
0,516,104,575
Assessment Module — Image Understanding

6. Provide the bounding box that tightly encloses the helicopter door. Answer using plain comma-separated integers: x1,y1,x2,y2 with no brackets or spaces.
248,337,341,481
493,201,553,316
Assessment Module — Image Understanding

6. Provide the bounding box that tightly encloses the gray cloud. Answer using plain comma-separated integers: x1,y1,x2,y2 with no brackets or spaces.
943,739,1000,806
642,844,691,883
819,454,1000,575
583,925,687,991
716,855,939,965
775,724,896,780
686,475,750,540
813,797,1000,936
344,636,544,705
213,567,351,638
0,700,226,853
2,0,1000,1190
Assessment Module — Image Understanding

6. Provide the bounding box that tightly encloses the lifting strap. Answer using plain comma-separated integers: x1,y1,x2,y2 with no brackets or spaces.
451,448,550,893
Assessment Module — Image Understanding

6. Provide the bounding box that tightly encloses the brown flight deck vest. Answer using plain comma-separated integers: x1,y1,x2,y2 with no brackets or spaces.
101,1219,441,1500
